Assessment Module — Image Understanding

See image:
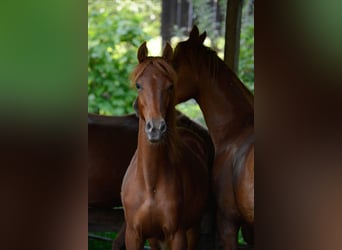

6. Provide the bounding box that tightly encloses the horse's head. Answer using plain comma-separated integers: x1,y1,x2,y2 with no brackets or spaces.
173,25,207,103
132,42,177,143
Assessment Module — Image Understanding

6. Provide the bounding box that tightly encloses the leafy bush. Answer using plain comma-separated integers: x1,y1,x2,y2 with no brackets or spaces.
88,1,159,115
88,0,253,118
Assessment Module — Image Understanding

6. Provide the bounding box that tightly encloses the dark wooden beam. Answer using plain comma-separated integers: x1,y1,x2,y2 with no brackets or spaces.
224,0,243,73
161,0,176,47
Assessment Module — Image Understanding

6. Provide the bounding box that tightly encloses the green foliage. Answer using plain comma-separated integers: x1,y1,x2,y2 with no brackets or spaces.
192,0,219,48
88,0,254,119
238,2,254,93
176,101,206,126
88,1,160,115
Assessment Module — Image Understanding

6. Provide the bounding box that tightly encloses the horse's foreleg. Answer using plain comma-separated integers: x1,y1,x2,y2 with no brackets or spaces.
149,238,173,250
112,222,126,250
125,225,144,250
216,212,239,250
170,230,187,250
185,225,200,250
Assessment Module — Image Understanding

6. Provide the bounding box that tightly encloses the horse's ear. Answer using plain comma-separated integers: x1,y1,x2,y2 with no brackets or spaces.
162,42,173,62
199,31,206,44
137,42,148,63
133,98,139,117
189,25,200,41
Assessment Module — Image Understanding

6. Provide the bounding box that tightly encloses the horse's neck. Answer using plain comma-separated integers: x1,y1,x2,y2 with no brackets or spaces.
136,116,178,192
197,63,253,148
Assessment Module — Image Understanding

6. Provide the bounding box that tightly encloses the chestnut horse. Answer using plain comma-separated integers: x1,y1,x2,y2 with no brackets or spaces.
173,26,254,249
121,43,210,250
88,111,213,208
88,111,214,250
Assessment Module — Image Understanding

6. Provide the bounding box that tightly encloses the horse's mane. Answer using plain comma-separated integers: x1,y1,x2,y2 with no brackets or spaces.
177,41,254,108
130,57,177,87
202,45,253,106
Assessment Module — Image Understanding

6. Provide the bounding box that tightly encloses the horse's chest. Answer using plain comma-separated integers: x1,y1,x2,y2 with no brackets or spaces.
132,190,182,238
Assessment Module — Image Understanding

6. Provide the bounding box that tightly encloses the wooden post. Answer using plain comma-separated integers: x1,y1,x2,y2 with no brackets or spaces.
161,0,176,47
224,0,243,73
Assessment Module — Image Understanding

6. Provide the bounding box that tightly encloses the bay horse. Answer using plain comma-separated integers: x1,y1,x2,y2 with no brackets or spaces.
88,113,138,208
121,42,210,250
88,113,138,250
172,26,254,249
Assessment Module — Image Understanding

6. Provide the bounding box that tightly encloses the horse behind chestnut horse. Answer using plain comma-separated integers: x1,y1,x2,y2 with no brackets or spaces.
173,26,254,249
121,42,210,250
88,113,138,208
88,111,214,250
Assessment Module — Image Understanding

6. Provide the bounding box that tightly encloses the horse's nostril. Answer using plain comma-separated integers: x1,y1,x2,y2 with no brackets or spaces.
146,121,152,131
160,120,167,133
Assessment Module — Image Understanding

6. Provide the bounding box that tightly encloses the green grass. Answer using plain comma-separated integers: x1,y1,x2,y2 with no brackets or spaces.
88,232,116,250
238,227,247,245
88,231,150,249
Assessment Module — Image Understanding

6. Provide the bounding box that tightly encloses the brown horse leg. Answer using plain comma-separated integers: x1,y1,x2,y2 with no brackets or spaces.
112,222,126,250
186,225,200,250
125,225,144,250
197,203,216,250
170,230,187,250
217,213,239,250
148,238,163,250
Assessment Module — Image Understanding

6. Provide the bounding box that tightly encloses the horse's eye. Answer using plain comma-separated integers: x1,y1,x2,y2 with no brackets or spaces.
167,85,174,91
136,83,141,90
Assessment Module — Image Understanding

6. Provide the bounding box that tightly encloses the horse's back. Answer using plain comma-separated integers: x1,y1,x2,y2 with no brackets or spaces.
88,113,138,207
88,113,138,127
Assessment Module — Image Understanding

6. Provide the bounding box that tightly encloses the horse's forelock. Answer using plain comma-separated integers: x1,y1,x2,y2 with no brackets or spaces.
153,59,177,84
131,58,177,87
176,40,218,78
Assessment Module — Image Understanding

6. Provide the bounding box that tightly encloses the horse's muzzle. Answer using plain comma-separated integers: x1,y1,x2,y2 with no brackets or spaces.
145,119,167,143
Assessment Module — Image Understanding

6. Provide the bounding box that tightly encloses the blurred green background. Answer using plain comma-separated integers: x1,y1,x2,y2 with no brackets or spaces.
88,0,254,126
